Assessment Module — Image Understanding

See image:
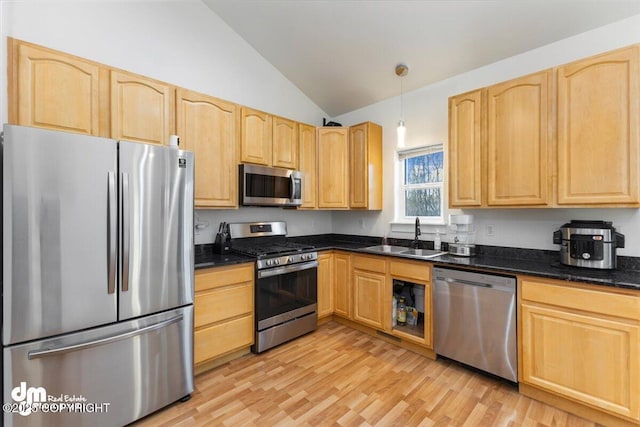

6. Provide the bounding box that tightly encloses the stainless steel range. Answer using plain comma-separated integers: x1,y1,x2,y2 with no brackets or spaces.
228,221,318,353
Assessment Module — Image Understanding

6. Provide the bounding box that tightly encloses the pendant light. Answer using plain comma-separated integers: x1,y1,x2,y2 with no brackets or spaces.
395,63,409,148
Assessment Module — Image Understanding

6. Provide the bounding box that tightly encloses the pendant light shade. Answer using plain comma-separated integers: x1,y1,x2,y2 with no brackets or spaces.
395,64,409,147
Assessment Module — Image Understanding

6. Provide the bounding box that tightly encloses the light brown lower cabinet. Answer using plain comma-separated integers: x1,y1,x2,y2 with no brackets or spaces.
351,254,387,330
333,252,352,319
389,259,432,348
317,252,334,319
519,276,640,425
194,263,254,373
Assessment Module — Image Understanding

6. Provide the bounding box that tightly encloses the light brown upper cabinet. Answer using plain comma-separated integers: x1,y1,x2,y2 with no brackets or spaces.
349,122,383,210
486,70,552,206
272,116,298,169
450,43,640,209
448,89,484,207
176,89,239,208
298,123,318,209
240,107,272,166
557,45,640,206
317,127,350,209
8,38,108,137
110,70,175,145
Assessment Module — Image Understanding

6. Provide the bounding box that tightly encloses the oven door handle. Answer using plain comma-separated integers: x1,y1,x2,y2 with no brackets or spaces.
258,260,318,279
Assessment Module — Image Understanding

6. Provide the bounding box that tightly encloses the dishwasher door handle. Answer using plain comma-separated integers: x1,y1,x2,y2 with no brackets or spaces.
437,277,492,288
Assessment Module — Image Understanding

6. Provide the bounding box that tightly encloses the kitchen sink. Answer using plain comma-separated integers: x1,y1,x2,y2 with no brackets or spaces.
399,248,447,259
362,245,408,254
362,245,447,259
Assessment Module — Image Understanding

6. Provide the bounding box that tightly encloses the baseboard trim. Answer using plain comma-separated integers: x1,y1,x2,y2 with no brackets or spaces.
195,347,252,376
519,383,639,427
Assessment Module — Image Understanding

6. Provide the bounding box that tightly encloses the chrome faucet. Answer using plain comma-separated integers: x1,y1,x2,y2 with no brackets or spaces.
411,217,421,248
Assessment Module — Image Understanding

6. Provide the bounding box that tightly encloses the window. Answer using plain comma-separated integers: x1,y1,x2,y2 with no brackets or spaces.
396,145,444,224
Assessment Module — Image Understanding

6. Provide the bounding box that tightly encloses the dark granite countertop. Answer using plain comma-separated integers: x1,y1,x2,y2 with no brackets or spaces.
195,234,640,291
194,244,253,269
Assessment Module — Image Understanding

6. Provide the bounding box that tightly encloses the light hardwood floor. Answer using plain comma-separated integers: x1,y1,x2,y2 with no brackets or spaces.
134,321,602,426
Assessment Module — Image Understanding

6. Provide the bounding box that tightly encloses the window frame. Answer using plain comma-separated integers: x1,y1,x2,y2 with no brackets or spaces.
394,144,446,226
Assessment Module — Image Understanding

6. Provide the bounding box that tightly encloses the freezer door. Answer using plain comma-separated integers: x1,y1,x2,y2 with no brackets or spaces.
118,141,194,320
3,306,194,427
2,125,118,346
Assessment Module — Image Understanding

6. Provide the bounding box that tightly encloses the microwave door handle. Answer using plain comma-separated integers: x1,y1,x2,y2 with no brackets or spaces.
289,174,295,200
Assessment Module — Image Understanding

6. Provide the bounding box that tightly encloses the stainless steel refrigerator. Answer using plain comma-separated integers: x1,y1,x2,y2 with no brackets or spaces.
2,124,195,426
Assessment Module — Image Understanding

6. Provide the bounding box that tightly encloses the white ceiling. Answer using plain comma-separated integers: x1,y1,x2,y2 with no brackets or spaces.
203,0,640,117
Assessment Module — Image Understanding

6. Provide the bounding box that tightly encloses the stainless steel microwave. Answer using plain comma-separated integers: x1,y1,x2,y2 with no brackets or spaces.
239,164,302,207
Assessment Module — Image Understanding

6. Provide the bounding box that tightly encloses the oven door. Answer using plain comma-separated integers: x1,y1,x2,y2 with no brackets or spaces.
255,261,317,330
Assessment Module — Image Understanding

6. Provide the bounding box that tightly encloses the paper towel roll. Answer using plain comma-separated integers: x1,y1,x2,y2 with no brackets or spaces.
169,135,180,148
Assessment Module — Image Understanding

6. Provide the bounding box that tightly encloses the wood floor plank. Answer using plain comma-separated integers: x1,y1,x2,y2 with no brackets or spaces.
133,321,604,427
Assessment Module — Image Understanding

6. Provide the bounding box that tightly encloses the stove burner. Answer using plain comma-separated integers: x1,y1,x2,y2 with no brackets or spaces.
232,241,315,258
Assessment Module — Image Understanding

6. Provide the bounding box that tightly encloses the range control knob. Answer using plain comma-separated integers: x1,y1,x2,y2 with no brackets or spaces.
275,258,281,265
266,259,273,266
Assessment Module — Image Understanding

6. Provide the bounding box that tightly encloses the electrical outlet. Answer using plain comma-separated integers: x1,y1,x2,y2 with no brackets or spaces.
359,219,366,229
486,224,495,237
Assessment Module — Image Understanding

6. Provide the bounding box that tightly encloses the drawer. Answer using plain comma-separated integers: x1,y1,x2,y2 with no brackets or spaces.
195,282,253,328
194,315,254,364
351,254,386,273
195,262,254,292
389,259,431,282
520,277,640,320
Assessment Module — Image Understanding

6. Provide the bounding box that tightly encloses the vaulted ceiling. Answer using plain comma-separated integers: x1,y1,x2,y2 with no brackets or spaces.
204,0,640,116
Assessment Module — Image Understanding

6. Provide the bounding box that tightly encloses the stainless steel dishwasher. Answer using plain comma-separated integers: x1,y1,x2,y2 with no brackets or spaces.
433,267,517,382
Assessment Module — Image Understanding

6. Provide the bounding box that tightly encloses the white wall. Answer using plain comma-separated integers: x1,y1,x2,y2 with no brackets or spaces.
0,0,334,243
331,14,640,256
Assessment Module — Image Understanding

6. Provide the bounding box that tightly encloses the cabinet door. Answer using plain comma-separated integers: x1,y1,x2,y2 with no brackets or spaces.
317,127,349,208
487,70,551,206
10,39,106,136
349,122,383,210
111,70,174,145
521,303,639,420
448,90,484,207
333,253,351,318
352,268,386,330
557,45,640,205
176,89,238,208
272,116,298,169
520,278,640,422
317,252,334,318
349,123,369,208
298,123,317,208
241,107,272,165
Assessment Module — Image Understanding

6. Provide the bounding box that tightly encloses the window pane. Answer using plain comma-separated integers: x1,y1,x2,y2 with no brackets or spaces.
404,151,444,185
405,188,441,217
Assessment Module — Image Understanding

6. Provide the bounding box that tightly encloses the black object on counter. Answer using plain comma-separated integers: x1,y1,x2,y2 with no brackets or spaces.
213,221,231,254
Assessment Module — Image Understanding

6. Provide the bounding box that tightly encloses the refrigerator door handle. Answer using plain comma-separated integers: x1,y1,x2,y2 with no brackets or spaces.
107,171,117,294
27,314,184,360
121,171,131,292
